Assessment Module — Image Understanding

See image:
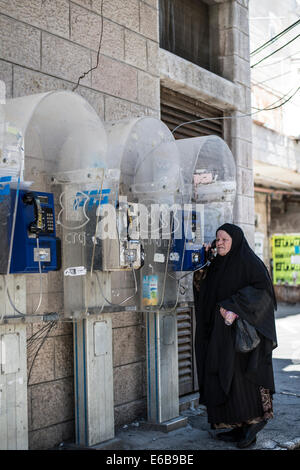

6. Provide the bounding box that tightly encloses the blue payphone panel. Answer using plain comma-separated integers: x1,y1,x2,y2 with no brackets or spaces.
7,190,60,274
170,209,206,271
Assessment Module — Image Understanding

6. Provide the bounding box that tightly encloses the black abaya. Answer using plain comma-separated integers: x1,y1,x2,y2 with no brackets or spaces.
193,224,277,427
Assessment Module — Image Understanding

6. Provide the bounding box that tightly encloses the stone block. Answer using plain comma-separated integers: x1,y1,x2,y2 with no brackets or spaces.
92,54,138,101
49,320,73,337
234,83,251,113
231,111,252,142
0,61,12,99
41,32,92,86
113,362,145,405
0,15,40,69
218,28,249,61
137,70,160,108
75,86,105,119
231,137,253,169
101,19,125,61
236,165,254,197
0,0,69,39
238,222,255,249
27,336,55,385
147,39,159,76
70,3,102,50
143,0,158,9
113,325,146,366
12,66,72,98
139,1,159,41
29,420,75,450
234,194,255,225
220,54,251,86
125,30,147,70
72,0,92,9
54,335,74,379
114,398,147,428
213,0,249,34
111,310,144,329
95,0,139,32
104,95,146,121
30,377,74,429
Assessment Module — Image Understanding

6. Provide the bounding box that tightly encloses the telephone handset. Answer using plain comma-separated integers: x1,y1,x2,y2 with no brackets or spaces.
22,192,55,237
1,189,61,273
23,192,44,234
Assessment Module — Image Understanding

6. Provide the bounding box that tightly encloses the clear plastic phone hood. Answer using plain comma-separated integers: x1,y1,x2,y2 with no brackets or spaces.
105,117,182,199
3,90,108,178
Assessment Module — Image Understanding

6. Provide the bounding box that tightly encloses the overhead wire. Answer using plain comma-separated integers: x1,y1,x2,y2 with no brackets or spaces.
250,18,300,57
252,69,292,86
253,50,300,68
251,33,300,68
252,86,300,111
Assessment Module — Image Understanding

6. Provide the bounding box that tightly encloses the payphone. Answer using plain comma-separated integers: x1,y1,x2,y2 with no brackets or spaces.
170,208,206,272
0,188,60,274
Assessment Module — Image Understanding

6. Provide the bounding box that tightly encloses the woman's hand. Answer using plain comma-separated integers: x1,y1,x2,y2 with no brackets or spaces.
220,307,238,325
219,307,227,319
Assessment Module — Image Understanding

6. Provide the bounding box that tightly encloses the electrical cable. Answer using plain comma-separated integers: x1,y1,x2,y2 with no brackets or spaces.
251,33,300,68
253,50,300,68
171,86,300,137
252,86,300,111
27,321,57,385
72,0,104,92
250,19,300,57
252,85,297,108
252,69,292,86
84,172,104,316
4,235,43,318
95,267,138,307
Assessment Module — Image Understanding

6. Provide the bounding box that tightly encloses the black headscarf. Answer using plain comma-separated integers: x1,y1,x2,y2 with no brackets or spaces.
194,223,277,404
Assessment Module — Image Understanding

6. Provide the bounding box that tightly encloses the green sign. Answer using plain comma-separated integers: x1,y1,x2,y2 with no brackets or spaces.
272,235,300,285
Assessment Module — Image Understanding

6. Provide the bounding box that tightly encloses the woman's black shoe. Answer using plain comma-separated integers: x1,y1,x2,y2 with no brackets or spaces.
216,427,244,442
237,420,267,448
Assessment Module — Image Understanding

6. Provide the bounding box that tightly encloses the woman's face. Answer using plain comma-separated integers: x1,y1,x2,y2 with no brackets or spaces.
216,230,232,256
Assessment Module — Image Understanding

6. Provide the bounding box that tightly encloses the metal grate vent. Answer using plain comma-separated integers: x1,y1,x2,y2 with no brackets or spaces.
160,86,224,140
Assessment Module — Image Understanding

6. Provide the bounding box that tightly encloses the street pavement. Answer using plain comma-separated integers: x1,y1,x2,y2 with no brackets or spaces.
112,303,300,452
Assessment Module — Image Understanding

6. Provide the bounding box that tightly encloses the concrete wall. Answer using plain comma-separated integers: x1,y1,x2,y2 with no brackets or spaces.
253,123,300,175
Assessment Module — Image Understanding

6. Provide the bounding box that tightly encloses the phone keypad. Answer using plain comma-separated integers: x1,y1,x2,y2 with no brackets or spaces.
43,208,54,233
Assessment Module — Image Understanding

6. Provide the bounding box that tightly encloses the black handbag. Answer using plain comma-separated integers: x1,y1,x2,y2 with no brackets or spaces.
235,318,260,353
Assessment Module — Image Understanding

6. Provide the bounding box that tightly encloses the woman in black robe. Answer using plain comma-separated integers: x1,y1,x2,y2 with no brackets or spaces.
193,223,277,448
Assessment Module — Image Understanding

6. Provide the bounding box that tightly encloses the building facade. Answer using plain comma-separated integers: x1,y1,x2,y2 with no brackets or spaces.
0,0,253,449
249,0,300,302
